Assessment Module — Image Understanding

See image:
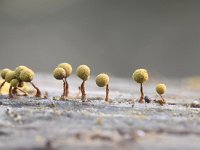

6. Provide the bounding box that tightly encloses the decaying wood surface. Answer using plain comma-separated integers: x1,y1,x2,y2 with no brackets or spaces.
0,74,200,150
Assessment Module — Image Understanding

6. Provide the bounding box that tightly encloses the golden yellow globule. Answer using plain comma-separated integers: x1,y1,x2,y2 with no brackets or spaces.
15,66,29,79
96,73,109,87
1,68,12,79
5,70,16,83
58,63,72,77
76,65,90,81
10,79,19,87
156,84,167,95
132,69,149,83
53,67,66,80
19,69,34,82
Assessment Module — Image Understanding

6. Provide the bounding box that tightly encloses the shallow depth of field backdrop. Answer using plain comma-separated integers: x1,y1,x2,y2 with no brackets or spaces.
0,0,199,78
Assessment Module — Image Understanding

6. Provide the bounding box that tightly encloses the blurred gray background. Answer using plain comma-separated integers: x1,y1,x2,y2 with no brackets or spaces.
0,0,199,78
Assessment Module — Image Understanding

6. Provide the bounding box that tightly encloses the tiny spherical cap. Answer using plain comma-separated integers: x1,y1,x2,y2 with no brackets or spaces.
132,69,149,83
53,67,66,80
96,73,109,87
58,63,72,77
19,69,34,82
156,84,167,95
1,68,12,79
10,79,19,87
5,71,16,83
15,66,29,79
76,65,90,81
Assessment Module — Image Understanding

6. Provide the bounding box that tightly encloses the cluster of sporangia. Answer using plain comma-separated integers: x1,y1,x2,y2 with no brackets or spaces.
53,63,109,102
0,63,167,105
0,66,41,98
53,63,166,104
132,69,167,105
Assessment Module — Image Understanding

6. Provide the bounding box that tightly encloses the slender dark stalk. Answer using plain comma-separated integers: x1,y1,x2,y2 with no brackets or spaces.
81,80,86,101
9,85,14,98
16,87,28,96
0,81,6,94
139,83,144,103
160,94,166,105
64,78,69,97
105,84,109,102
62,79,65,97
30,82,41,97
12,87,18,96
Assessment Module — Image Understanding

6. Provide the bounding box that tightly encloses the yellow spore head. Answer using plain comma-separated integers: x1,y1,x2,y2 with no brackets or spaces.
53,67,66,80
15,66,29,79
58,63,72,77
76,65,90,81
132,69,149,84
5,70,16,83
1,68,12,79
96,73,109,87
19,69,34,82
156,84,167,95
10,79,19,87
